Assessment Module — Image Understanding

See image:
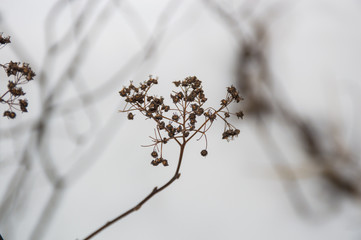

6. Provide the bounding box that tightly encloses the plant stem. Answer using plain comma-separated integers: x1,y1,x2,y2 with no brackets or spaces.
83,143,186,240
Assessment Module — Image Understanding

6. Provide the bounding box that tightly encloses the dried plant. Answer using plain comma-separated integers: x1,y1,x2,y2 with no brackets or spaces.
83,76,244,239
0,33,35,119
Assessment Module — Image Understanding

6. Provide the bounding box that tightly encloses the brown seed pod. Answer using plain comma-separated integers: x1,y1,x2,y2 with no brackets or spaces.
151,151,158,158
236,111,244,119
172,114,179,121
176,125,183,133
9,111,16,119
19,99,28,112
177,92,184,99
127,112,134,120
151,159,160,166
7,81,15,90
168,131,175,138
208,114,216,122
158,121,165,130
140,84,147,91
173,81,181,87
201,150,208,156
166,124,173,131
191,104,199,112
162,159,169,166
195,108,204,116
154,114,163,120
221,99,228,106
162,105,170,112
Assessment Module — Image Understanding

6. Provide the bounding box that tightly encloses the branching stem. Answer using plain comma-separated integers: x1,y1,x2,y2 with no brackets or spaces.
83,76,243,239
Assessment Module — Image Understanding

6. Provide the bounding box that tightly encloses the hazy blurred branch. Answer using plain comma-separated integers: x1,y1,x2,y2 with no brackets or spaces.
204,0,361,215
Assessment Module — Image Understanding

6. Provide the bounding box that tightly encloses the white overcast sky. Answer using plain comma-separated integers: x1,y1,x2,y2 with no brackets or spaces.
1,0,361,239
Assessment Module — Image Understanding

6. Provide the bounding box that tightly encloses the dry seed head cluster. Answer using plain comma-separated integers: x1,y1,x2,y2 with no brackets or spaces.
0,33,35,119
119,76,243,166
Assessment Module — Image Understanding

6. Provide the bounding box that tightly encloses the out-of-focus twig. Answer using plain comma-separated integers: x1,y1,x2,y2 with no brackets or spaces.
205,0,361,216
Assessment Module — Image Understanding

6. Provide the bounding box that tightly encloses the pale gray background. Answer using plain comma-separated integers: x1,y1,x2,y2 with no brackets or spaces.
1,0,361,239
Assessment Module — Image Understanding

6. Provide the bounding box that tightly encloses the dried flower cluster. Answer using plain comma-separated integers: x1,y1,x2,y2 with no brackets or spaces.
119,76,244,166
0,33,35,119
84,76,243,240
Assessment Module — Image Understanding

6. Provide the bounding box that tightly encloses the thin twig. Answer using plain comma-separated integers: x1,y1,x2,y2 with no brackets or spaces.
83,143,185,240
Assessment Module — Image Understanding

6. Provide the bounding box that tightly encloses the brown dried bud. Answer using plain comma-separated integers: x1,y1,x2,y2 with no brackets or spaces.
162,159,169,166
10,87,25,96
171,94,179,103
119,89,127,97
146,112,153,118
201,149,208,156
3,111,16,119
222,129,240,140
0,35,11,44
129,83,136,91
152,79,158,85
189,113,196,120
151,159,160,166
158,121,165,130
186,91,196,102
154,114,163,120
3,111,10,117
154,97,164,105
26,69,36,81
176,125,183,133
168,131,175,138
161,105,170,112
195,108,204,116
127,112,134,120
172,114,179,122
191,104,199,112
181,81,189,87
189,119,196,125
177,92,184,99
236,111,244,119
140,84,147,91
9,112,15,119
200,97,207,103
173,81,181,87
19,99,28,112
7,81,15,90
151,151,158,158
148,102,157,113
208,113,216,122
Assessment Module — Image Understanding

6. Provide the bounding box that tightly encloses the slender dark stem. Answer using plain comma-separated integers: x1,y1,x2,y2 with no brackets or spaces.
0,90,9,100
83,143,186,240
